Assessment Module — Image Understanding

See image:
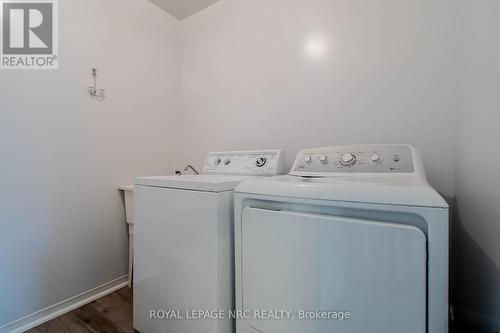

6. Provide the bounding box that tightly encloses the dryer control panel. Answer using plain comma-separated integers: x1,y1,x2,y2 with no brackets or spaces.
290,145,419,177
204,150,285,176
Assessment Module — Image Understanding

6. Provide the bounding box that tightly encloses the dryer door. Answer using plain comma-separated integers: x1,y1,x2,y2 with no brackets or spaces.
240,207,427,333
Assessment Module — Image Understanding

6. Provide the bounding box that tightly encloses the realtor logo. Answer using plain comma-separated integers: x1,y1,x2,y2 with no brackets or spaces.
1,0,58,69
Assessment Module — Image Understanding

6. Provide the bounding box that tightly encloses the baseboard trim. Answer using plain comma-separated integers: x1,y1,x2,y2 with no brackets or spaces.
0,275,129,333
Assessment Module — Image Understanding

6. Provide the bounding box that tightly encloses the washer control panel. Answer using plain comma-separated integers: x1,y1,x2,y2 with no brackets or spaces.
291,145,415,175
204,150,285,176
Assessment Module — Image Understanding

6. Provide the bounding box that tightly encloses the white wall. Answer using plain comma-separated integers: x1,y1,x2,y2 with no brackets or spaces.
180,0,458,195
456,0,500,271
453,0,500,328
0,0,180,327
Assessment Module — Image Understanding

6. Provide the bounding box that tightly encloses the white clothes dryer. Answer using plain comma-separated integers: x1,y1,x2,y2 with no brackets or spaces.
234,144,449,333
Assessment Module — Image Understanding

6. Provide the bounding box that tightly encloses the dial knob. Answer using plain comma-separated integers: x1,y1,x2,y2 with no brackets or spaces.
319,154,329,164
370,153,382,164
214,157,222,166
304,156,313,164
340,153,356,166
256,157,267,168
223,158,231,166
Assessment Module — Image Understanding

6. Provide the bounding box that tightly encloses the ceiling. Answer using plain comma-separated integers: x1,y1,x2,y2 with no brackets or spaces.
149,0,221,20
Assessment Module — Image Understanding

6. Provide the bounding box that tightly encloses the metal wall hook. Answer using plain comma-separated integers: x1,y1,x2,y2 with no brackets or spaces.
88,67,105,100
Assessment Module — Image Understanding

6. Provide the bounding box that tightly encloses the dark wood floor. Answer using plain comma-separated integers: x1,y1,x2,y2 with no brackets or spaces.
26,287,463,332
27,288,136,333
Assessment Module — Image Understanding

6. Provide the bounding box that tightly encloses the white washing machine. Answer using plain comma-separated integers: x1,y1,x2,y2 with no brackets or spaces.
133,150,285,333
234,144,449,333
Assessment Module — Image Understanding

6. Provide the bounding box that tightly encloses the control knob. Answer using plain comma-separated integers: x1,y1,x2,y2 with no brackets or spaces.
370,153,382,164
304,156,313,164
256,157,267,168
319,154,329,165
340,153,356,166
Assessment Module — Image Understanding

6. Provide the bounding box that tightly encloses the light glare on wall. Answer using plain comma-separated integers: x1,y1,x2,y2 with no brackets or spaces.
304,36,329,60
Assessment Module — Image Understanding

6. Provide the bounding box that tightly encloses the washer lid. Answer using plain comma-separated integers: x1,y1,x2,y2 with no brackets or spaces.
235,175,449,208
135,175,249,192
